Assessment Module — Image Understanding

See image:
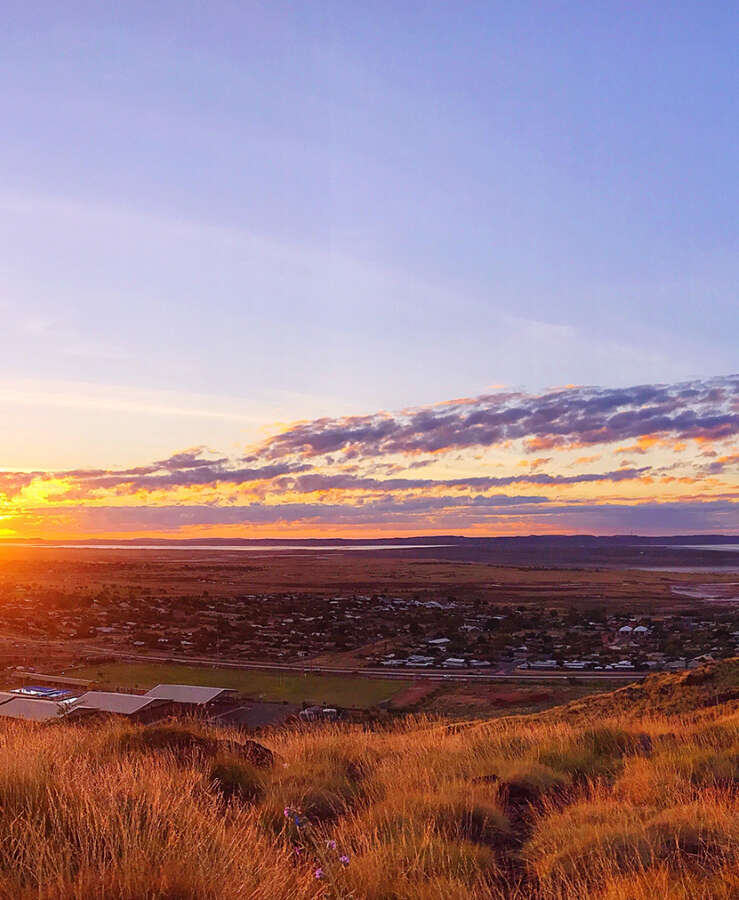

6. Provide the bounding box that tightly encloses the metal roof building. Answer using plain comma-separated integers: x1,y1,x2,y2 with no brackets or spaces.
145,684,236,705
71,691,167,717
0,697,70,721
11,686,75,700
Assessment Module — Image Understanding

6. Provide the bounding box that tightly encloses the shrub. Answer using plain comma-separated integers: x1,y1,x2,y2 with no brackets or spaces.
336,782,510,852
644,801,738,868
496,762,571,808
615,756,689,806
209,758,264,803
417,790,511,847
336,831,499,899
523,799,654,889
671,746,739,787
114,724,274,768
595,864,739,900
259,740,376,832
692,718,739,751
538,726,646,781
115,723,220,757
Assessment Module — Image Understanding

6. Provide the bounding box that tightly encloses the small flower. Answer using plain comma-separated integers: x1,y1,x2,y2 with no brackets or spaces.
293,845,303,855
314,868,324,879
326,840,337,850
284,807,301,825
339,855,350,867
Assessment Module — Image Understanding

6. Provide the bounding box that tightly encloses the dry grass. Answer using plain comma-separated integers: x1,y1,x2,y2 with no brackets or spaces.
0,666,734,898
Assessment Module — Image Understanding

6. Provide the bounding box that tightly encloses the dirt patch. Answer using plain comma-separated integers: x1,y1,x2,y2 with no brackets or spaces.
388,680,439,709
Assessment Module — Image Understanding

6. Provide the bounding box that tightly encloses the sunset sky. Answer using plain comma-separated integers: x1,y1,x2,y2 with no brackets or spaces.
1,3,737,539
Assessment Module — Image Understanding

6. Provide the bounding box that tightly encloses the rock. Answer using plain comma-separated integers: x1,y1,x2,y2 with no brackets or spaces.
471,773,500,785
117,726,275,769
222,738,274,769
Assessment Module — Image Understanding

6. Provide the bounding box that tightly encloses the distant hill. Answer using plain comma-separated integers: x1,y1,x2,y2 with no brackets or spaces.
4,533,738,569
6,533,738,546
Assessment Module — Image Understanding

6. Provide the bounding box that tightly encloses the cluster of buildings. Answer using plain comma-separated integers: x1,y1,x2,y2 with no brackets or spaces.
0,671,343,730
0,676,239,724
369,607,739,672
0,584,431,663
0,577,736,677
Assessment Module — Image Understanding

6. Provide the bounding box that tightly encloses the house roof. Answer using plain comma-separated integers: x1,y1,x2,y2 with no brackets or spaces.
71,691,159,715
0,698,66,720
11,685,74,699
144,684,236,705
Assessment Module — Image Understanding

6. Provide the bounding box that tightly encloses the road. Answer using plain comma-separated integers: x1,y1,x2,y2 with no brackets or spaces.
0,633,646,683
77,645,647,683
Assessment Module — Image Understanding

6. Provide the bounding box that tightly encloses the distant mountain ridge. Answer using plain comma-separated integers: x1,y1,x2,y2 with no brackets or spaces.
4,534,738,547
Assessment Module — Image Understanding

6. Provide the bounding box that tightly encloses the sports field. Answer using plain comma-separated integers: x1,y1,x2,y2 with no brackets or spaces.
71,661,410,708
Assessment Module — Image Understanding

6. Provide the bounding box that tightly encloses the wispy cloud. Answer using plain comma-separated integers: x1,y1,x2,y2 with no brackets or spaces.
0,383,262,422
260,376,739,459
1,376,736,537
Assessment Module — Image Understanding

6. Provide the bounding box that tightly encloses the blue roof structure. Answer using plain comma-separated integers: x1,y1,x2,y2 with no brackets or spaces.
12,686,74,700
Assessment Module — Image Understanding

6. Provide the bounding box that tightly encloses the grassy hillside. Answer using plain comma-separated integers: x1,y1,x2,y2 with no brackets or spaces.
0,660,734,898
544,656,739,722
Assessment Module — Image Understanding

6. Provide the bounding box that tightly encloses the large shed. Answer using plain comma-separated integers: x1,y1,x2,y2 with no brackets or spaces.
0,697,90,722
144,684,237,707
71,691,171,723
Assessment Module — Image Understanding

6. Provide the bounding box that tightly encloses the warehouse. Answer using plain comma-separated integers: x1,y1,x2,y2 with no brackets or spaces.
70,691,172,723
0,694,91,722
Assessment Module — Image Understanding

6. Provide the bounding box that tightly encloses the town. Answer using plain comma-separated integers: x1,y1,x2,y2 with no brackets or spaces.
0,574,737,677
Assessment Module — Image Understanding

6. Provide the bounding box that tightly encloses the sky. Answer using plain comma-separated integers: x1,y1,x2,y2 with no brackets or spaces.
0,2,737,538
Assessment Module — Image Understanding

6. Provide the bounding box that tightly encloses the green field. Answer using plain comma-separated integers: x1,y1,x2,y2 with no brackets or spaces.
70,662,410,708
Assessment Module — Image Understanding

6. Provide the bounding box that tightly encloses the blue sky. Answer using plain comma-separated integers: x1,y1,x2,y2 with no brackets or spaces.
0,2,736,537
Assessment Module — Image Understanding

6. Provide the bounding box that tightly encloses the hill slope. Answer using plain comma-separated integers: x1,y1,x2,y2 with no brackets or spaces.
545,656,739,722
0,660,734,899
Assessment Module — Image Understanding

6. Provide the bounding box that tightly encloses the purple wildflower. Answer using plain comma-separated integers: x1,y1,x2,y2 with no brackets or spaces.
283,806,302,827
326,840,337,850
339,855,350,866
314,868,324,880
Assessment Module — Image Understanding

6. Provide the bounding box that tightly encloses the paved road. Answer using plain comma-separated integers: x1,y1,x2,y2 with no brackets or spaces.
0,633,646,683
79,645,646,683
